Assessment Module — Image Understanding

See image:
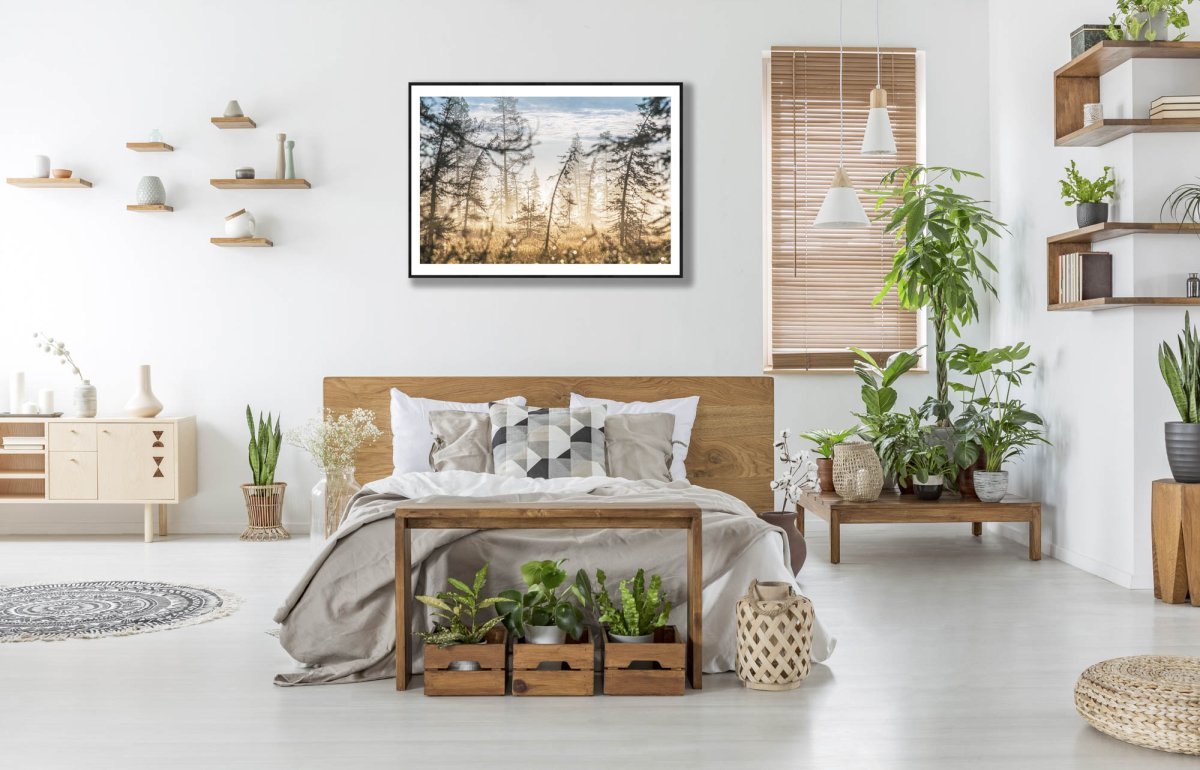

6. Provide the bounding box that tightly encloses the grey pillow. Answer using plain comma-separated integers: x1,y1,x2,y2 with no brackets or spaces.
605,413,675,482
428,410,492,473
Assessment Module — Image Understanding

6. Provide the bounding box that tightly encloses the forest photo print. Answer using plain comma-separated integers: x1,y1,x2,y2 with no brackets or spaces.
409,83,682,277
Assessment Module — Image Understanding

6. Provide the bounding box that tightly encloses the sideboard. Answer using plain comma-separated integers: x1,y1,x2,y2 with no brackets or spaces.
0,416,197,542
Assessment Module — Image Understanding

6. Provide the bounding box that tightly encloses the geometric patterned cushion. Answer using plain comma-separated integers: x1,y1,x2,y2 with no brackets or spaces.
489,403,607,479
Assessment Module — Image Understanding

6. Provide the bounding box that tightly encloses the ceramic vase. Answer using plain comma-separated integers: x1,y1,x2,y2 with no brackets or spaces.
136,176,166,205
32,155,50,179
284,140,296,179
1164,422,1200,483
757,511,807,574
124,365,163,418
831,441,884,502
973,471,1009,503
275,133,286,179
73,381,97,418
224,100,244,117
225,209,256,238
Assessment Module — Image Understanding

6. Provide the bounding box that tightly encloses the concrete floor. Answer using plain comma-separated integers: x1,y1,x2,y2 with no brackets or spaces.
2,523,1198,769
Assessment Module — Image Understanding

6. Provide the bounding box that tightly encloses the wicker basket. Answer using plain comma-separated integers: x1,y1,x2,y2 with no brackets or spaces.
1075,656,1200,756
832,441,883,502
240,482,289,541
735,580,814,691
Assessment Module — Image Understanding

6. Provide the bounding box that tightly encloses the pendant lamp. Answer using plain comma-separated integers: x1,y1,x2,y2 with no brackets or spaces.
814,0,869,229
861,0,897,155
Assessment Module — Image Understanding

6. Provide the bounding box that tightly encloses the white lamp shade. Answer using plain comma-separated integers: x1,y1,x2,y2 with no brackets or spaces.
862,107,897,155
814,166,870,229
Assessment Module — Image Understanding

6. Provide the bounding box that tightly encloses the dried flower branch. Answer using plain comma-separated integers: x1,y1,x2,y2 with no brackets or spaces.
33,332,85,382
770,429,817,509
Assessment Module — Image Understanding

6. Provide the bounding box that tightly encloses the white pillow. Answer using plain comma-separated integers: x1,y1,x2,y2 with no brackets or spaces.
390,388,525,475
569,393,698,481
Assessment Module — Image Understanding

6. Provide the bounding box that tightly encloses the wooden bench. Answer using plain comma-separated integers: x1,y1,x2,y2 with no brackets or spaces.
795,490,1041,564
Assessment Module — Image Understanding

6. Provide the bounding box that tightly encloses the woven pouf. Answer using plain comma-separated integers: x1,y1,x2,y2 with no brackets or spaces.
735,580,814,691
1075,656,1200,756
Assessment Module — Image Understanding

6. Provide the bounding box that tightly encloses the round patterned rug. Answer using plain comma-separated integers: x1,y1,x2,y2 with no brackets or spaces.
0,580,240,642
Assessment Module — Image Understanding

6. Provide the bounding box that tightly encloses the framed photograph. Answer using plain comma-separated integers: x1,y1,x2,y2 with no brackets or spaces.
410,82,682,278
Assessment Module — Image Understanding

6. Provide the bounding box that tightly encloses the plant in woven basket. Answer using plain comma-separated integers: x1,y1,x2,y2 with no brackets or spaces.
416,564,505,647
495,559,585,642
247,405,282,486
573,568,671,641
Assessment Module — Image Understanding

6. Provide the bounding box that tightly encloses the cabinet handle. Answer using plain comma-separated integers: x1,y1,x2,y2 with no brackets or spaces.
69,458,78,464
69,429,78,434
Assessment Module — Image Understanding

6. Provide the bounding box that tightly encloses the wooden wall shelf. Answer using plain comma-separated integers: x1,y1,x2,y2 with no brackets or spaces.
126,142,174,152
127,204,173,212
210,178,310,189
1056,118,1200,147
1054,41,1200,142
211,116,256,129
7,178,93,188
1049,222,1200,244
1049,297,1200,311
210,237,273,247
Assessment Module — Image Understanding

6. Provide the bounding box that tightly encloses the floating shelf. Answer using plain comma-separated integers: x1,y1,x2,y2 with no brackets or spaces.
1056,118,1200,147
127,204,173,212
210,178,310,189
211,237,273,247
211,116,256,129
1054,41,1200,143
1049,222,1200,244
1049,297,1200,311
126,142,174,152
7,177,93,188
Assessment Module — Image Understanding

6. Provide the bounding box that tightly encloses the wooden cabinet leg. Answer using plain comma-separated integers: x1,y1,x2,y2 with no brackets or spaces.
972,522,982,537
143,503,153,543
830,512,841,564
158,504,168,537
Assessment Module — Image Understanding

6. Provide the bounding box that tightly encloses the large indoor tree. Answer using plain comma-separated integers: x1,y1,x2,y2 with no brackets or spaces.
874,165,1006,425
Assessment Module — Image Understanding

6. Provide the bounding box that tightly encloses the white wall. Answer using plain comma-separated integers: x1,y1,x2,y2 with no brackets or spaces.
989,0,1190,587
0,0,990,535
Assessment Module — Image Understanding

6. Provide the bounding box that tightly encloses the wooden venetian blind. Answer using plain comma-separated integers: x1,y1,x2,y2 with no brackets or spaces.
767,46,920,371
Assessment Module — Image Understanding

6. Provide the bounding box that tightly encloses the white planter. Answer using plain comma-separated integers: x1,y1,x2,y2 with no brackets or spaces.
123,364,163,417
224,209,256,238
32,155,49,179
525,624,566,644
135,176,166,205
609,631,654,644
974,471,1009,502
446,640,487,671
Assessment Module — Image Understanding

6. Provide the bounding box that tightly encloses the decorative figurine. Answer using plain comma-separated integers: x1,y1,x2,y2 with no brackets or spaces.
275,133,286,179
284,140,296,180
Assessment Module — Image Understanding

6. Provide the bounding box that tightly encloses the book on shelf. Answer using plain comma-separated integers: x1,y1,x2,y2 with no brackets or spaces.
2,437,46,446
1150,108,1200,119
1058,251,1113,305
1151,95,1200,108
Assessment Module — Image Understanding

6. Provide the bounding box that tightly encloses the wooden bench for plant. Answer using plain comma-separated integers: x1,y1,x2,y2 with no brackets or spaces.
604,626,686,696
423,626,508,696
511,630,595,696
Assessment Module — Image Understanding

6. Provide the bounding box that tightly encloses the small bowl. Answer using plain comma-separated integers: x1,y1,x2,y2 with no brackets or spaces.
235,167,255,179
51,168,72,179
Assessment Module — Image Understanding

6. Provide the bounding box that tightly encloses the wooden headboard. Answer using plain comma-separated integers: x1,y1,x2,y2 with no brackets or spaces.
323,376,774,511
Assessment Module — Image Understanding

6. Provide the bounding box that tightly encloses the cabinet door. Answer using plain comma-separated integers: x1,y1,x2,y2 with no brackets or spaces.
48,452,97,500
97,423,176,501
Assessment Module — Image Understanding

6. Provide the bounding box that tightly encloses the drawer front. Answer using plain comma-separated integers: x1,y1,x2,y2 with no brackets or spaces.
97,423,176,501
48,451,98,500
48,422,97,452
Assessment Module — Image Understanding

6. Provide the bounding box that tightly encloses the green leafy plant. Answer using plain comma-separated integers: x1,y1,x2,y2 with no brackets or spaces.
496,559,584,641
1059,161,1115,206
799,426,861,459
850,346,924,480
1160,311,1200,422
873,165,1007,424
1161,180,1200,227
908,440,954,484
573,568,671,638
246,406,282,485
415,564,505,647
1107,0,1192,40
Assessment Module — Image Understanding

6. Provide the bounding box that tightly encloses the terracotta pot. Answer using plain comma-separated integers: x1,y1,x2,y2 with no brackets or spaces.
816,457,834,493
957,457,986,500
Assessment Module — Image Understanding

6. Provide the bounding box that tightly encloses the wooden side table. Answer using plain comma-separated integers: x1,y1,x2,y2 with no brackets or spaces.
1151,479,1200,605
395,502,704,691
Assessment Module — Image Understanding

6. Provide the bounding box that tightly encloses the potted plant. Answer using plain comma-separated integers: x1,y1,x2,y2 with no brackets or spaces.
851,346,924,489
574,568,672,644
496,559,584,644
241,406,286,541
908,440,953,501
415,564,505,672
287,408,382,542
874,166,1007,427
1159,312,1200,482
34,332,95,417
1162,179,1200,231
1107,0,1193,41
1060,161,1115,229
799,427,860,491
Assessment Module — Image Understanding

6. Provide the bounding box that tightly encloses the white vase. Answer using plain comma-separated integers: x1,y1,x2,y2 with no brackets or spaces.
73,381,97,418
123,365,163,418
974,471,1009,503
32,155,49,179
8,371,24,414
525,625,567,644
135,176,166,205
38,389,54,414
225,209,255,238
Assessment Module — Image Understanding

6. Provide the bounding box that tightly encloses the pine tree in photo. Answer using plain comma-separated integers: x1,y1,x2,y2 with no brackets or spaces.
543,135,584,258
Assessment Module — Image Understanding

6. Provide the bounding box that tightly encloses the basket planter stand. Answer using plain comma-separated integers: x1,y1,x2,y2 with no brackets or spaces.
240,482,288,541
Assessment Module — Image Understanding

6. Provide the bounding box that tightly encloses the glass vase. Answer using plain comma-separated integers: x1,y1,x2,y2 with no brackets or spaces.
310,467,361,544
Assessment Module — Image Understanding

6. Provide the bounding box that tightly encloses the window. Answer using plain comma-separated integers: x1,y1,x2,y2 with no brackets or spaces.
765,46,922,371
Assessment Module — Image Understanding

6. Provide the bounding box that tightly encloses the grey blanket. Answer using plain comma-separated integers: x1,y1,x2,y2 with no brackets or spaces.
273,471,830,686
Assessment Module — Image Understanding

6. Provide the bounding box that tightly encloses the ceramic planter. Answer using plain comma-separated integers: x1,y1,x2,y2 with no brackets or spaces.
815,457,834,492
524,624,567,645
757,511,807,574
1165,422,1200,483
912,474,944,501
225,208,256,238
609,631,655,644
974,471,1009,503
1076,202,1109,228
135,175,166,205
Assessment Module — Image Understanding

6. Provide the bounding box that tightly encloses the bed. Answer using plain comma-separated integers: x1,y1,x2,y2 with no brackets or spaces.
273,376,833,686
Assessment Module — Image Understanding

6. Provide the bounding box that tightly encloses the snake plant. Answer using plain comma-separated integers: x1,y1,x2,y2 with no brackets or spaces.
246,405,282,485
1160,312,1200,422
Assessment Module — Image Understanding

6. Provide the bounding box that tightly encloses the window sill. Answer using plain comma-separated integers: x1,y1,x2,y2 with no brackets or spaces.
764,367,930,375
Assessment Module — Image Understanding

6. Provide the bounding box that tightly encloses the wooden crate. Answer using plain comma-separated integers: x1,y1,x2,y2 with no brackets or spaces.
604,626,686,696
511,629,595,696
423,626,508,696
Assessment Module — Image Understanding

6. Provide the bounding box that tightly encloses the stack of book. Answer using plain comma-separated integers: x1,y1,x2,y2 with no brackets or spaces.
1150,95,1200,120
2,435,46,451
1059,251,1113,304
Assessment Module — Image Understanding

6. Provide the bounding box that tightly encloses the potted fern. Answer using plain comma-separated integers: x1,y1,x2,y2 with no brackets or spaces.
416,564,505,671
1159,312,1200,482
574,568,672,643
1060,161,1115,228
241,406,286,541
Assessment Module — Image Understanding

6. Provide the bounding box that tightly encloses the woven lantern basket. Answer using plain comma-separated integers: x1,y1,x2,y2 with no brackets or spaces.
832,441,884,502
735,580,814,691
1075,655,1200,756
240,482,289,541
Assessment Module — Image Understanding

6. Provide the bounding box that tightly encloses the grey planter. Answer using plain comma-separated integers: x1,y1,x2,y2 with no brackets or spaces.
609,631,654,644
1165,422,1200,483
1077,202,1109,228
912,473,944,501
135,175,166,205
974,471,1009,502
524,624,566,644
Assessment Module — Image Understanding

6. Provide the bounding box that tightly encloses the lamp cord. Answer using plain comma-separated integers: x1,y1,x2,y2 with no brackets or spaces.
838,0,844,166
876,0,882,88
